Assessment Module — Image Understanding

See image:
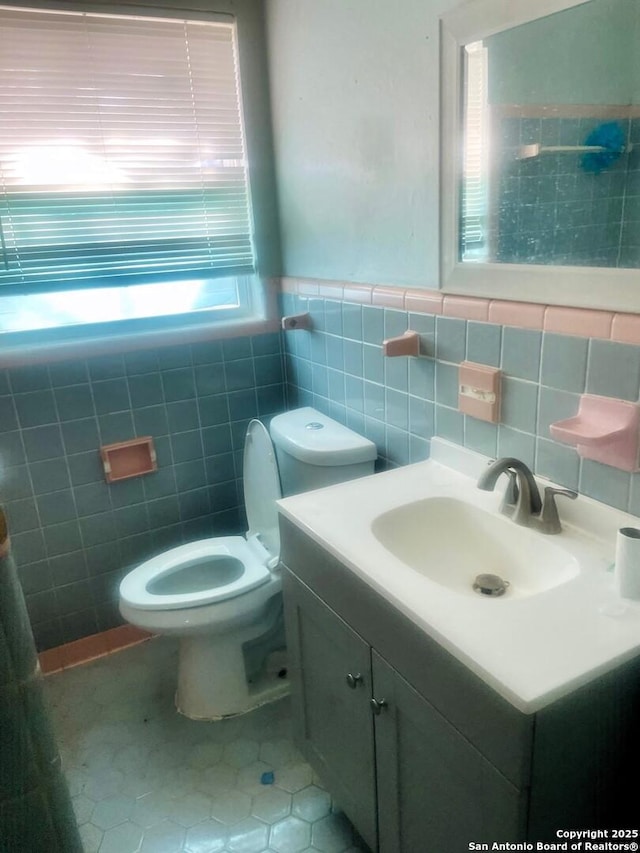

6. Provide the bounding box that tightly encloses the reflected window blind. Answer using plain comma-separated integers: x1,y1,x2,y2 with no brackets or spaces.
0,7,254,292
461,41,489,259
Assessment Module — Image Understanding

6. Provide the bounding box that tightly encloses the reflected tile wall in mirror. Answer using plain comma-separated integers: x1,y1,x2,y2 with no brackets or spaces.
458,0,640,271
491,113,638,268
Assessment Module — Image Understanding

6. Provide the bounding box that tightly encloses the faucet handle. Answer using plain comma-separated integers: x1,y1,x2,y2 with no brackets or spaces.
539,486,578,533
544,485,578,502
498,469,519,515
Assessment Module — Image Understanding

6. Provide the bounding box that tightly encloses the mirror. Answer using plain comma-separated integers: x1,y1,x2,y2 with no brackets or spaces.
441,0,640,312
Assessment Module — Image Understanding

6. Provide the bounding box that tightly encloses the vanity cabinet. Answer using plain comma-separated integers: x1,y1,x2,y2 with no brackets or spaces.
280,516,640,852
284,567,524,852
285,574,377,848
372,651,525,851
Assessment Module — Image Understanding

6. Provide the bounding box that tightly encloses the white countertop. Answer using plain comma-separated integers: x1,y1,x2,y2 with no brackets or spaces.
277,439,640,714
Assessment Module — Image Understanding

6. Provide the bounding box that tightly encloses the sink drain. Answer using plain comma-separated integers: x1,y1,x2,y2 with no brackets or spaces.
473,573,510,597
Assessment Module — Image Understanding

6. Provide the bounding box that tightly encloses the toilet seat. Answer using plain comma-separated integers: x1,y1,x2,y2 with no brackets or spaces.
119,420,283,613
117,408,375,721
119,536,272,611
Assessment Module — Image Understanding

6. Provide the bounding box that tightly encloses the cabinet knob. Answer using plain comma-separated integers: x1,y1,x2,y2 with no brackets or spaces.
345,672,363,689
370,698,388,715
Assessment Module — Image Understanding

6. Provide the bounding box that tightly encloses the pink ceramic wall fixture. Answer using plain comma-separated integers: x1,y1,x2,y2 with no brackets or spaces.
550,395,640,472
281,313,312,331
101,437,158,483
382,330,420,357
458,361,501,423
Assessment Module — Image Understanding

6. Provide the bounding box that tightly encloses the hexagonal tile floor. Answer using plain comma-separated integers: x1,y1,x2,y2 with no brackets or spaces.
44,636,369,853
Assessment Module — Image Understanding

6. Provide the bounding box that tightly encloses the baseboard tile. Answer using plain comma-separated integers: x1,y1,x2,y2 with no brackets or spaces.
38,625,154,675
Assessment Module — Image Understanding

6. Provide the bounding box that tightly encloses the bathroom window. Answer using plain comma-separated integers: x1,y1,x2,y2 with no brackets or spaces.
0,5,264,353
461,41,490,262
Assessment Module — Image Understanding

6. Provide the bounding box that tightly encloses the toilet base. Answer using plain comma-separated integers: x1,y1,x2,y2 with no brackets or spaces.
174,599,289,720
176,669,289,721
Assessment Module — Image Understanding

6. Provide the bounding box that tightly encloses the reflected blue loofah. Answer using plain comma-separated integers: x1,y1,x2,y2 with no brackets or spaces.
581,121,626,174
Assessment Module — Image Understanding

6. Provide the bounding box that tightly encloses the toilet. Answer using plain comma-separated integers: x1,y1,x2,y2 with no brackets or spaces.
119,407,377,720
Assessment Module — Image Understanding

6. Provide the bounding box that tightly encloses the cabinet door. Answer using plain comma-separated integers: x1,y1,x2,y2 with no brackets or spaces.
372,652,527,853
283,571,377,850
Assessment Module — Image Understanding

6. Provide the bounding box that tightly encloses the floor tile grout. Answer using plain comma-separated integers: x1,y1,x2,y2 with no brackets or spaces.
45,636,366,853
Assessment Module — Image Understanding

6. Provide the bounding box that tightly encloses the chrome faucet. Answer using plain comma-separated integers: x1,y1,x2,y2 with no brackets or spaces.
477,457,577,534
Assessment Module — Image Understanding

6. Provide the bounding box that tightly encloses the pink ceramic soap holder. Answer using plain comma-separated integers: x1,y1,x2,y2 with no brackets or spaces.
550,394,640,472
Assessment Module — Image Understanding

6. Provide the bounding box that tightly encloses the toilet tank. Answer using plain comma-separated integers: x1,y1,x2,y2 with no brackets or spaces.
269,407,377,497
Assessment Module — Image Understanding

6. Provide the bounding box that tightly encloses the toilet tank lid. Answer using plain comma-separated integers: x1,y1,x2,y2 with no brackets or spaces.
269,407,377,466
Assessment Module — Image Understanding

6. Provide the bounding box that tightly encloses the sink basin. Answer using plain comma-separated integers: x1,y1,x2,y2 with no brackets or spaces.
278,438,640,712
371,497,579,599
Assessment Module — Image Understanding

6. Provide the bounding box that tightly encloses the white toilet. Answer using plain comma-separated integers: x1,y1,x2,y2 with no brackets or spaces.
119,407,377,720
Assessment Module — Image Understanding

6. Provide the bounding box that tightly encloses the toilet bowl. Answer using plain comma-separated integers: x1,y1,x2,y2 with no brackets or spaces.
119,407,377,720
120,418,284,720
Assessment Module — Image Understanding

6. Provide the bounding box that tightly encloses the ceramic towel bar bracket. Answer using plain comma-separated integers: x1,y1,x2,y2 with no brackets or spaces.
517,143,633,159
382,330,421,357
281,313,312,331
550,394,640,472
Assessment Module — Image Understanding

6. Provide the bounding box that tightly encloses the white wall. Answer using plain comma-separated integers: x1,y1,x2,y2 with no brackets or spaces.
487,0,633,105
265,0,457,289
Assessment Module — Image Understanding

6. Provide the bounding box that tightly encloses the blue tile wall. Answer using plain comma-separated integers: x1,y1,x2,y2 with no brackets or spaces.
620,118,640,266
489,116,635,268
281,290,640,521
0,333,285,651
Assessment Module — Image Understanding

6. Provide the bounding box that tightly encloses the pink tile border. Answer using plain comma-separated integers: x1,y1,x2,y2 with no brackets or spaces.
342,283,373,304
38,648,64,675
297,280,319,297
611,313,640,345
280,276,640,343
443,295,489,322
318,281,344,299
372,285,406,309
60,634,108,669
488,300,545,330
38,625,154,675
103,624,153,652
544,306,613,339
404,289,443,315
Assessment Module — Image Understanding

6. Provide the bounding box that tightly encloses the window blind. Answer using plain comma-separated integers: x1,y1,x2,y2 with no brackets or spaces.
0,6,254,292
461,41,489,261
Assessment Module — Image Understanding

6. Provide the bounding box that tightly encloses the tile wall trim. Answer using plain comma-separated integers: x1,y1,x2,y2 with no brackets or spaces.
0,275,282,369
280,277,640,343
38,624,153,675
494,104,640,120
